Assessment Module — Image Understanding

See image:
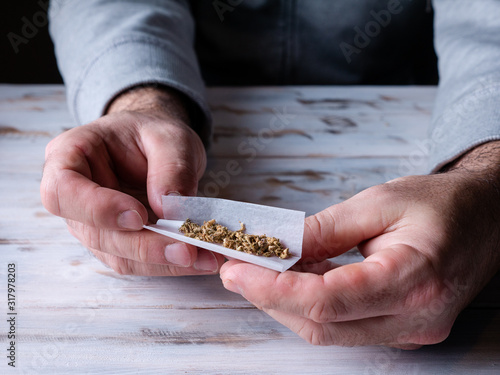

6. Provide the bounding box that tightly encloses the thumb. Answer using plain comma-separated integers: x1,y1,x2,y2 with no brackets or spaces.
302,186,402,263
142,124,207,218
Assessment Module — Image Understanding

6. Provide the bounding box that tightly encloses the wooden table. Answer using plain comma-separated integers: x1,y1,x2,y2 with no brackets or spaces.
1,85,499,374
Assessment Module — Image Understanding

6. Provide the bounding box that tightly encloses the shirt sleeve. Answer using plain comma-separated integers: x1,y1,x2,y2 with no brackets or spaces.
429,0,500,172
48,0,210,133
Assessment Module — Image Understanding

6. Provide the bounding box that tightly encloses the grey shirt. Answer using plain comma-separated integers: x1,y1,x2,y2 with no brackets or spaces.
49,0,500,172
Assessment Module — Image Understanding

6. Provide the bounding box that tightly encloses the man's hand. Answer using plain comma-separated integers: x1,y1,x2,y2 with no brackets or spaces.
220,142,500,347
41,86,224,275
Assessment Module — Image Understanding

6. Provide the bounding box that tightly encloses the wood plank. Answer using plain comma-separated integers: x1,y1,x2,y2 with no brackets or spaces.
208,86,434,158
1,85,499,374
198,156,426,215
11,308,500,374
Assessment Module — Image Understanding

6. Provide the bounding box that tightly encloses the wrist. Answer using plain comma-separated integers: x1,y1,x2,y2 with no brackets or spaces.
443,141,500,270
441,141,500,181
106,85,191,126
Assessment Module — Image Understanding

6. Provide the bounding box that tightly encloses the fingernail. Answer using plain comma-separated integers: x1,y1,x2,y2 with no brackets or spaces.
194,251,218,272
221,278,242,295
222,279,239,293
117,210,143,230
166,191,181,196
164,243,191,267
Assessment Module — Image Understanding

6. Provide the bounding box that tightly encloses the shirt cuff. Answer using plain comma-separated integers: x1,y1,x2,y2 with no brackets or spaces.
68,36,211,140
428,83,500,172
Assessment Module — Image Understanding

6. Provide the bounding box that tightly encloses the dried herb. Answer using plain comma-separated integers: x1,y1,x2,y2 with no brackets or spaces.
179,219,290,259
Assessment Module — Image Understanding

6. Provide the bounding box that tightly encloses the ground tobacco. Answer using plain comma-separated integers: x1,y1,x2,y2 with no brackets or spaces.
179,219,290,259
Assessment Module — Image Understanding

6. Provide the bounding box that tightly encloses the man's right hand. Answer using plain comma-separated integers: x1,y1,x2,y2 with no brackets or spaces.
41,86,224,275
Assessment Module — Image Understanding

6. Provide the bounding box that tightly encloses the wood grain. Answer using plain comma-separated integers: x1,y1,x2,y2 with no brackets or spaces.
0,85,498,374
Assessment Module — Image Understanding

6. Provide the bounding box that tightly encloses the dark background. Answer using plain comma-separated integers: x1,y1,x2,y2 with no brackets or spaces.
1,1,63,83
1,1,437,85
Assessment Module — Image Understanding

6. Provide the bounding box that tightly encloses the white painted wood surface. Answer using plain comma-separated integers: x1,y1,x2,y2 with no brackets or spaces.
0,85,498,374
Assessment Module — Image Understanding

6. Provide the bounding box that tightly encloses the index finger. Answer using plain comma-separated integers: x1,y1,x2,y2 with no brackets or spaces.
41,129,147,230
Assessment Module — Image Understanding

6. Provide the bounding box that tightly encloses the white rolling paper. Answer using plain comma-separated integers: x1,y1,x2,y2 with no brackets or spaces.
143,196,305,272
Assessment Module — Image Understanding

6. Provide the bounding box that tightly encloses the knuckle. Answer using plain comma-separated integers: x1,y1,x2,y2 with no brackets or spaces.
44,137,59,156
364,179,407,202
329,292,353,321
275,271,299,291
297,322,333,346
359,182,392,204
40,187,59,216
426,324,453,345
65,220,80,239
67,220,98,251
308,300,336,324
131,235,150,264
150,159,199,195
40,171,61,216
316,210,337,246
41,140,62,214
303,215,329,260
162,265,185,277
71,224,112,257
306,332,324,346
305,210,345,258
110,257,134,275
84,192,100,228
80,225,103,251
411,323,453,346
296,320,317,345
171,160,199,183
400,282,457,347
